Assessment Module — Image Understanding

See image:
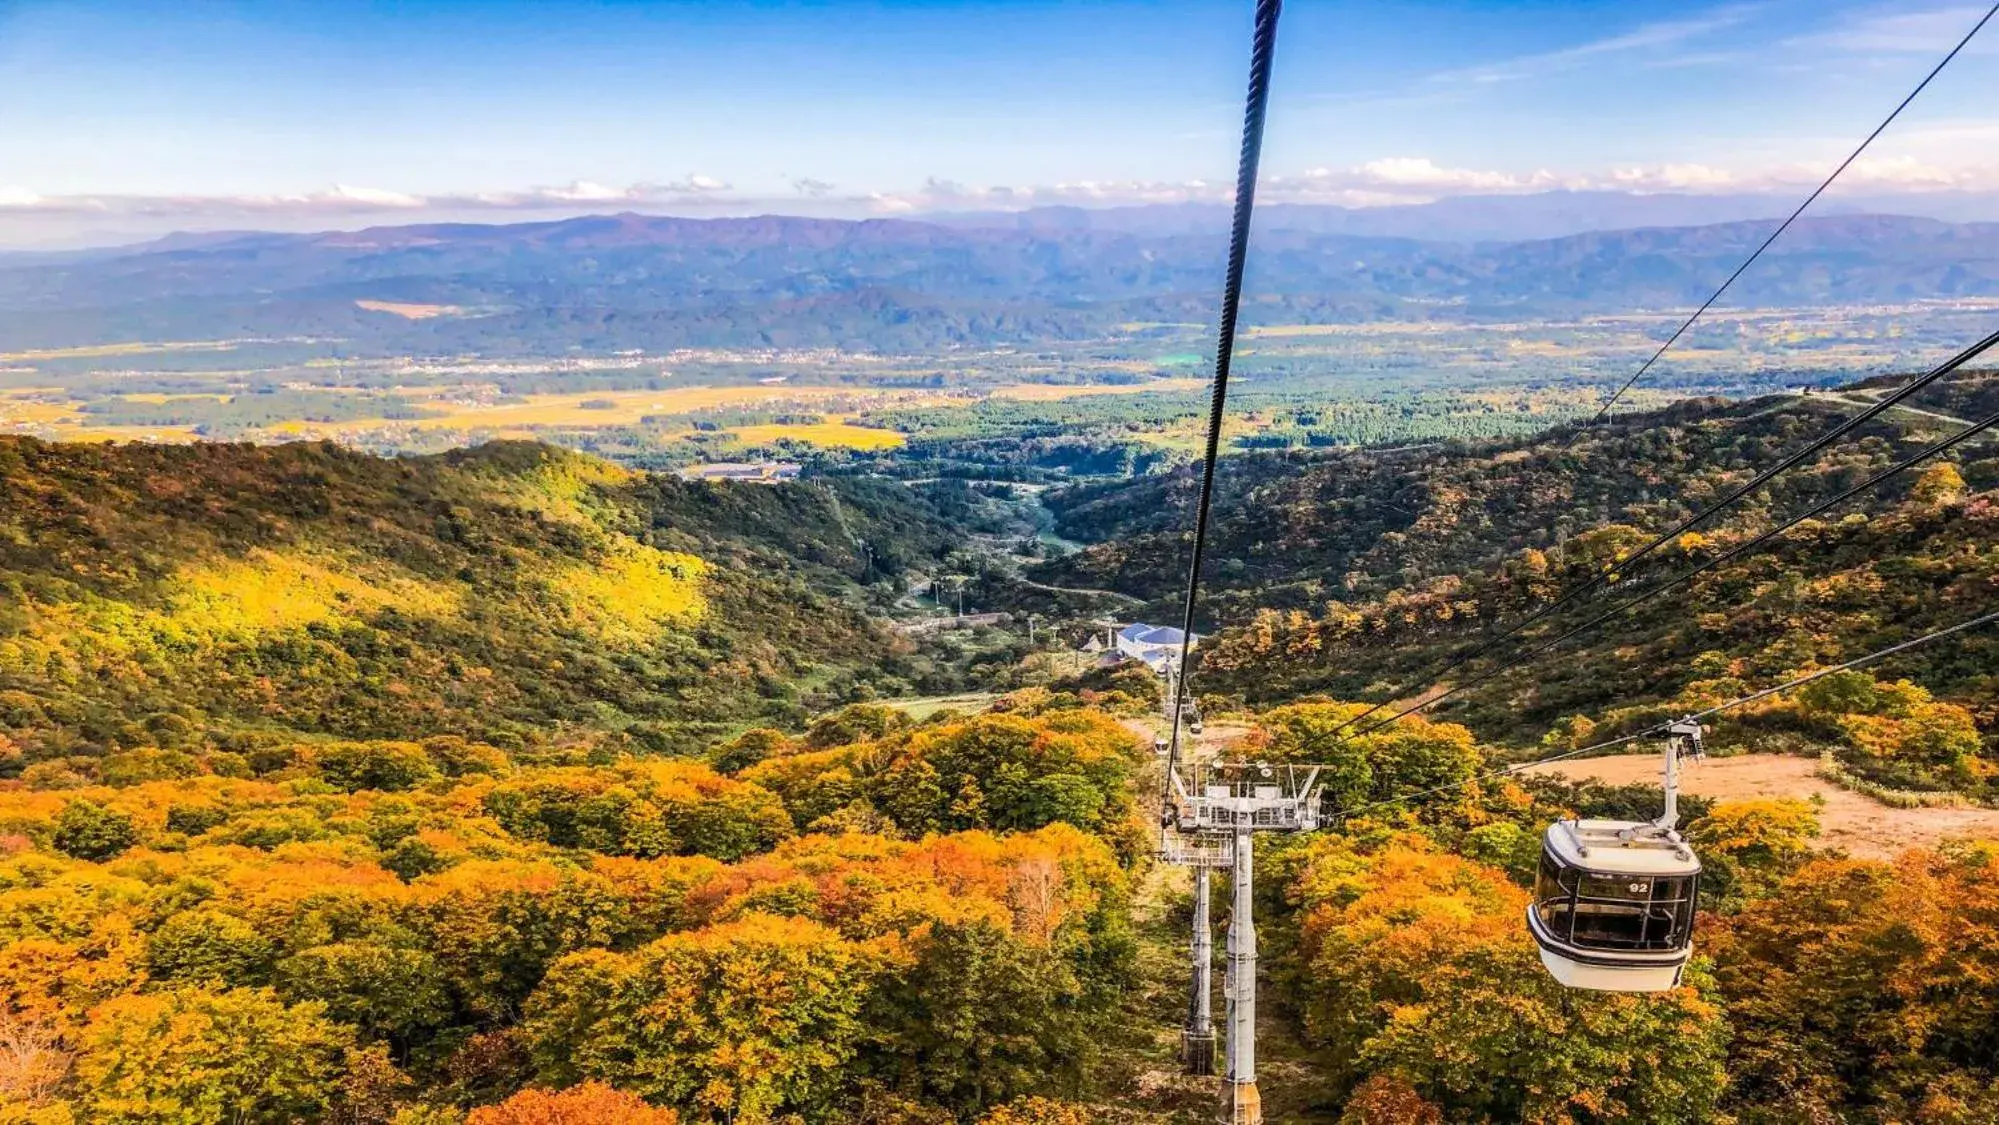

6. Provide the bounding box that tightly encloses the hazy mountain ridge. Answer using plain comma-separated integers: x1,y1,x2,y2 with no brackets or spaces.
7,209,1999,354
930,190,1999,241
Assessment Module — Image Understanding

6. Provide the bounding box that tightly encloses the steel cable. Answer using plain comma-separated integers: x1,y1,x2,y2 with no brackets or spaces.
1575,0,1999,432
1161,0,1283,825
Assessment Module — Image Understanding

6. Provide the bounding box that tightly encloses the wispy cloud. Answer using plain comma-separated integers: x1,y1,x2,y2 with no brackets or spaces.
1790,4,1999,55
0,178,735,219
1431,6,1757,85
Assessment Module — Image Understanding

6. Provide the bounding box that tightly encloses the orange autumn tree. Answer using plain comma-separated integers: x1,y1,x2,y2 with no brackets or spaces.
467,1082,678,1125
521,824,1133,1122
1710,846,1999,1121
0,680,1143,1123
72,985,357,1125
977,1096,1093,1124
1687,797,1820,909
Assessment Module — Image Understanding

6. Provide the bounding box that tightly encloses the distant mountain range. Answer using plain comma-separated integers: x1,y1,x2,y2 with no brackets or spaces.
4,207,1998,354
930,190,1999,242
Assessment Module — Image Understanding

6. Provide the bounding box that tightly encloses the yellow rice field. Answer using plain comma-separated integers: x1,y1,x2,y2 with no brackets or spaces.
0,340,245,362
354,386,881,431
1,378,1197,450
354,300,465,319
729,421,905,449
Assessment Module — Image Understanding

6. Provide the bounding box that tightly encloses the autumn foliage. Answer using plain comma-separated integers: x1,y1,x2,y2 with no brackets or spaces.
0,695,1136,1122
467,1082,680,1124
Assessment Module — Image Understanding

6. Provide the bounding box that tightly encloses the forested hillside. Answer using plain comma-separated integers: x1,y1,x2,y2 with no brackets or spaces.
0,438,973,762
1035,374,1999,790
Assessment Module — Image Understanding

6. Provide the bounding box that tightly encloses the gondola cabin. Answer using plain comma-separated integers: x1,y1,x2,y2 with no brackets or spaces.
1527,817,1700,991
1527,719,1706,992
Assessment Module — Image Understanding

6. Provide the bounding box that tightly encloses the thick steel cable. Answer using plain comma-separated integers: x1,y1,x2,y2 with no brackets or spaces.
1336,395,1999,742
1161,0,1282,824
1317,606,1999,825
1575,0,1999,433
1311,325,1999,748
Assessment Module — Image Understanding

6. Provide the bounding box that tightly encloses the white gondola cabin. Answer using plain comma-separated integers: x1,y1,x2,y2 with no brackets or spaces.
1527,720,1705,992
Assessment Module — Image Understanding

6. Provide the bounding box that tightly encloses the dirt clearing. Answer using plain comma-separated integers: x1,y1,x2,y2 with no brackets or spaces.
1527,752,1999,860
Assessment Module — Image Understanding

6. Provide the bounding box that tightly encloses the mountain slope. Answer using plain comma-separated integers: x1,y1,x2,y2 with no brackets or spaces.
1030,374,1999,763
0,438,962,757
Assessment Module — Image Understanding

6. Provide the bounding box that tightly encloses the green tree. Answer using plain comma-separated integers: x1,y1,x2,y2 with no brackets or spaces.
275,942,454,1043
805,704,909,749
866,920,1091,1114
145,909,276,986
1254,702,1481,809
710,729,790,775
50,800,137,861
664,786,794,864
314,742,442,793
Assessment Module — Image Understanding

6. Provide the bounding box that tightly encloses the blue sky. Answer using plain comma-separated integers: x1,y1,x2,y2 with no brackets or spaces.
3,0,1997,240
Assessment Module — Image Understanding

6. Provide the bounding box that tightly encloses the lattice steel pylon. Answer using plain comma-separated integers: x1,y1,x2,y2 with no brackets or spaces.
1161,761,1324,1124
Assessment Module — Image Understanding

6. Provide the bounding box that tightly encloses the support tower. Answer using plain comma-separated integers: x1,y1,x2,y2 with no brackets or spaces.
1160,762,1322,1125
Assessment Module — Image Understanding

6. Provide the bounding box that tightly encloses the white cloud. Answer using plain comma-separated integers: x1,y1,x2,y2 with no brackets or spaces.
1609,164,1741,190
9,146,1999,236
862,176,1225,213
539,180,628,202
0,177,747,221
0,187,108,213
322,185,426,209
1350,158,1558,191
1793,4,1999,54
450,177,732,208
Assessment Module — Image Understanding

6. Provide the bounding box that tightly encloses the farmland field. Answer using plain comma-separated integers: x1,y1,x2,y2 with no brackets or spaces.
729,420,905,449
374,386,889,430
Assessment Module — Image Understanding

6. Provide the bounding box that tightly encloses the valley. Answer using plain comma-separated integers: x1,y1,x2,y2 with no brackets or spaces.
3,209,1999,1125
3,362,1998,1121
8,209,1999,475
